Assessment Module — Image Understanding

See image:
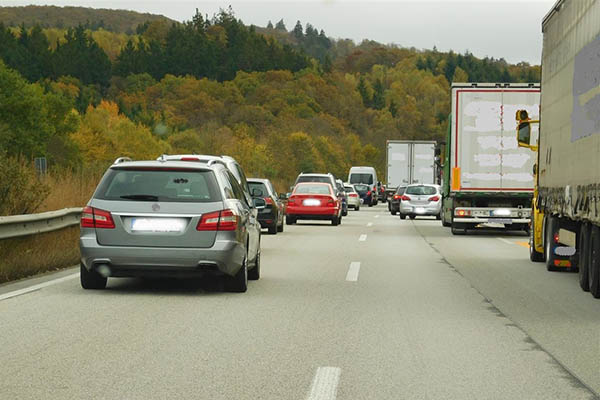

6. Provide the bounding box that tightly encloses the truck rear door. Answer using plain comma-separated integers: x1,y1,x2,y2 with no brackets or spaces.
412,143,435,184
388,142,410,187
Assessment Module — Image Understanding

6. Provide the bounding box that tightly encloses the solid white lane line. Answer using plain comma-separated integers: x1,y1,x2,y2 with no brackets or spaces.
367,222,373,227
346,262,361,282
358,234,367,242
0,273,78,302
307,367,341,400
497,238,514,245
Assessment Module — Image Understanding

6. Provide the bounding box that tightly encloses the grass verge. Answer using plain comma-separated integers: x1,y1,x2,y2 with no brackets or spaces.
0,227,80,284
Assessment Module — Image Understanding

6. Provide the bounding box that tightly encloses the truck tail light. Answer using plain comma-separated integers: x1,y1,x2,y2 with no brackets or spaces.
81,206,115,229
455,209,471,217
553,232,560,244
197,209,238,231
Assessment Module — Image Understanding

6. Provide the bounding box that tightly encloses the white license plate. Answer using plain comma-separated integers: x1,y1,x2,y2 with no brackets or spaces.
131,218,187,232
415,207,426,214
303,199,321,206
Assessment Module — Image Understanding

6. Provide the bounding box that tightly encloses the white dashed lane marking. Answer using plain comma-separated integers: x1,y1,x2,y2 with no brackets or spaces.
306,367,341,400
346,262,361,282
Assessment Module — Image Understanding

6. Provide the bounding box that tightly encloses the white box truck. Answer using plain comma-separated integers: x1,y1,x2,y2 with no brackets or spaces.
440,83,540,234
386,140,436,193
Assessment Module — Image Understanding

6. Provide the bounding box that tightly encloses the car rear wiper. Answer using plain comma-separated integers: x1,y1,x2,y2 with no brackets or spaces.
120,194,159,201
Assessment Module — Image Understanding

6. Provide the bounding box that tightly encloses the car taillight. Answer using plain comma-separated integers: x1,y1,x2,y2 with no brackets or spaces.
197,209,238,231
80,206,115,229
400,195,411,201
349,193,358,197
393,195,401,200
264,197,273,205
428,196,440,202
288,196,296,205
367,190,371,195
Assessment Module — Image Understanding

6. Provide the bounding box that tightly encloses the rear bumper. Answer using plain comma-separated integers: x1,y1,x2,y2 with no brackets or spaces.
80,236,245,278
400,203,441,215
347,198,360,208
453,217,530,224
286,205,338,216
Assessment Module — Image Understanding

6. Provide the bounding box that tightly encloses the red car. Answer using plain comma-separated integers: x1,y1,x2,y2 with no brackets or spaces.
285,182,342,226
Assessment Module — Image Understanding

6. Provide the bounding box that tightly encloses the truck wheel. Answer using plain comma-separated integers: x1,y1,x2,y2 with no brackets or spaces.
589,226,600,298
544,215,559,272
578,223,591,291
529,217,544,262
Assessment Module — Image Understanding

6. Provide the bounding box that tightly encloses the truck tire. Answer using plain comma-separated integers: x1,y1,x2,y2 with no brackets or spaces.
578,223,591,291
589,225,600,298
544,215,559,272
529,216,545,262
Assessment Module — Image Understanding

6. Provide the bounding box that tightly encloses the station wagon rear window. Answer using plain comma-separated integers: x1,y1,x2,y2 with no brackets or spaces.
95,168,222,202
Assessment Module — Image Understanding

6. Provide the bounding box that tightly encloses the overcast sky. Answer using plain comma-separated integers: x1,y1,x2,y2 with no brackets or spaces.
4,0,555,64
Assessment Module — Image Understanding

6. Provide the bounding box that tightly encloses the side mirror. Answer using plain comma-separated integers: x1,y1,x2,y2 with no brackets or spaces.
434,148,441,156
517,121,531,147
279,193,288,200
289,185,294,191
532,163,537,175
286,192,292,199
252,197,266,209
251,188,263,197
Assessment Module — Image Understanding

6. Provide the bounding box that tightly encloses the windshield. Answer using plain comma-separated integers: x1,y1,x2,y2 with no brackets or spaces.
354,184,369,193
396,187,406,195
349,173,373,184
344,186,355,193
294,184,331,195
95,169,221,202
405,185,437,195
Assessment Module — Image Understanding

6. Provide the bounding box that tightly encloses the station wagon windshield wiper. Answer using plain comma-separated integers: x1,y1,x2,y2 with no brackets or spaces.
120,194,159,201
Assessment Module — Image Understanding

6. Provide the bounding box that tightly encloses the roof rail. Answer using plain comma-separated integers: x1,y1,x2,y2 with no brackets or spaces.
207,159,226,167
157,154,169,162
113,157,132,165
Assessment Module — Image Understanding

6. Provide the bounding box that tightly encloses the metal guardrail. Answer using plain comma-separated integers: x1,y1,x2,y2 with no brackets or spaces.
0,208,83,240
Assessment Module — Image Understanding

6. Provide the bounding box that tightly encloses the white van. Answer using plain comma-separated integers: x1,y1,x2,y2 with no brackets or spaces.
348,166,378,203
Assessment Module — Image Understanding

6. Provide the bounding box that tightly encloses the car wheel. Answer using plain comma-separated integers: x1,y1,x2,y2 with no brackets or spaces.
80,263,107,290
248,252,260,280
342,210,348,217
227,258,248,292
544,215,559,271
589,226,600,298
268,223,277,235
399,213,406,220
277,221,284,232
409,215,416,220
578,223,591,291
331,216,339,226
436,213,441,220
286,215,295,225
529,216,545,262
391,210,397,215
356,205,360,211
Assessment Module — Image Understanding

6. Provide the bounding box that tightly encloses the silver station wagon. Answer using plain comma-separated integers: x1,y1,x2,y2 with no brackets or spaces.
79,157,263,293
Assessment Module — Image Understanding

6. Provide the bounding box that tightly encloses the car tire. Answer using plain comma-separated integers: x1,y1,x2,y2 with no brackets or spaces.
436,213,441,220
391,210,397,216
529,216,545,262
356,205,360,211
227,258,248,293
544,215,559,272
286,215,295,225
277,220,284,232
268,223,277,234
368,203,373,207
331,216,339,226
342,210,348,217
578,223,591,291
589,226,600,298
399,213,406,220
80,263,107,290
409,214,416,220
248,252,260,280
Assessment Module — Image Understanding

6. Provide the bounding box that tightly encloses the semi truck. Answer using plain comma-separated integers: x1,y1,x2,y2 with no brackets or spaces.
386,140,436,193
441,83,540,234
517,0,600,298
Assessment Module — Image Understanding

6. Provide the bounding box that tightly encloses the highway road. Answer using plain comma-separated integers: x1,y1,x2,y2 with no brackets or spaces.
1,205,598,399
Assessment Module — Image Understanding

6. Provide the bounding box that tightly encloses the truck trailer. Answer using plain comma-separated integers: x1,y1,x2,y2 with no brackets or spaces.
518,0,600,298
386,140,436,191
441,83,540,234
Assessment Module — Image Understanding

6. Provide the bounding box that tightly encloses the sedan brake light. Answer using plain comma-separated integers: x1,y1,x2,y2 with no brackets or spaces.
264,197,273,205
349,193,358,197
367,190,371,195
80,206,115,229
428,196,440,202
197,209,238,231
400,195,411,201
393,195,401,200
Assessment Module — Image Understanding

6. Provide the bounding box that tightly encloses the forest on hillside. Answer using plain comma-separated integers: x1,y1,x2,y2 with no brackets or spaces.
0,6,540,215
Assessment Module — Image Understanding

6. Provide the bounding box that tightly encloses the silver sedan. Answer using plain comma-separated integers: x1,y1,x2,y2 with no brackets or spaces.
399,184,442,220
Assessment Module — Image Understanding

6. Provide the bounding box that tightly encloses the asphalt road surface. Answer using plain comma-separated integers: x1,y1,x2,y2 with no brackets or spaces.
1,205,598,399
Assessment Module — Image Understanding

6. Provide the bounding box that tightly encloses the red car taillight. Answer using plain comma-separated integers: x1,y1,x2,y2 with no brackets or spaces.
349,193,358,197
288,196,296,205
197,209,238,231
264,197,273,205
326,198,336,206
80,206,115,229
428,196,440,202
400,195,411,201
367,190,371,196
393,195,401,200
